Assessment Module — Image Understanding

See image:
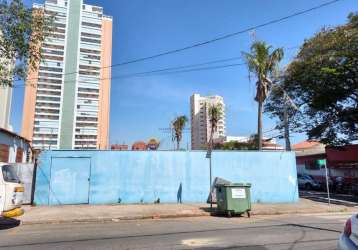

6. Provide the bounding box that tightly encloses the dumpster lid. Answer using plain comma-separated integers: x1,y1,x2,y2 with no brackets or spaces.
216,183,251,187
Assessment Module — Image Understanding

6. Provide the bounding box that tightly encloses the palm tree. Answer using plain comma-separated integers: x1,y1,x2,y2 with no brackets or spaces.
171,115,188,150
207,104,222,209
208,104,223,150
243,41,284,150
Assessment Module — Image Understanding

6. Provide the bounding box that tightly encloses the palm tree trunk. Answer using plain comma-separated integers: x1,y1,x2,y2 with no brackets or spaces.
257,100,263,151
176,139,180,150
210,127,214,150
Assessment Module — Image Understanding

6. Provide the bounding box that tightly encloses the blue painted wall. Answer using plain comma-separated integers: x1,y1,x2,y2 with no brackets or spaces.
34,150,298,205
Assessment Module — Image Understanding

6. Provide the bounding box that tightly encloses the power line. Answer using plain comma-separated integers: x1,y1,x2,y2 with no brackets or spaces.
103,0,340,67
20,45,296,84
3,45,303,88
117,62,246,79
108,57,243,79
8,40,339,88
15,0,341,83
13,59,248,88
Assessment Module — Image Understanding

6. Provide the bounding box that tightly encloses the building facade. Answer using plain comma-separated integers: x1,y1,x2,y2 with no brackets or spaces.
111,144,129,151
21,0,112,150
0,128,32,163
190,94,226,150
132,141,147,151
294,141,358,189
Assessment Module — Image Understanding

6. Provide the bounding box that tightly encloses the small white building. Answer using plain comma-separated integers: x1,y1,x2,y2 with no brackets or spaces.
214,135,284,150
214,136,250,144
0,128,32,163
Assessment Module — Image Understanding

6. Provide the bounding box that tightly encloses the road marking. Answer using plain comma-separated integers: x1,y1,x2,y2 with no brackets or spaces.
182,237,219,247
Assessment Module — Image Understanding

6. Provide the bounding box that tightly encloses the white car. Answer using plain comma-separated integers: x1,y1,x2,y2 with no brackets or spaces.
338,214,358,250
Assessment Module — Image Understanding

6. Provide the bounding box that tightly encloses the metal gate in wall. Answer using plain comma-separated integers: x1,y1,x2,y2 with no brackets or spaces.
49,157,91,205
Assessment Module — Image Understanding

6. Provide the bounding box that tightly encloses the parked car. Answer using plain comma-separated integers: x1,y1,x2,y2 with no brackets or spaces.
338,214,358,250
352,183,358,196
297,174,320,190
316,176,334,192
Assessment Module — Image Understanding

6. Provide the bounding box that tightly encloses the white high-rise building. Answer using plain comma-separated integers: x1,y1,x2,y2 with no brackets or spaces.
0,85,13,130
0,54,14,130
190,94,226,150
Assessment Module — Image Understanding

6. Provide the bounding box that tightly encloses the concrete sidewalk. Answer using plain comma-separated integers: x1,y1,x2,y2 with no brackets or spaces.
17,199,358,225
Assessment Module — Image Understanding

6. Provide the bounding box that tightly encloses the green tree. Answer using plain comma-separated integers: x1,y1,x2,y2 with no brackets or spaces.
0,0,53,86
208,104,223,150
242,41,284,150
269,12,358,145
171,115,188,150
264,77,300,150
214,140,257,150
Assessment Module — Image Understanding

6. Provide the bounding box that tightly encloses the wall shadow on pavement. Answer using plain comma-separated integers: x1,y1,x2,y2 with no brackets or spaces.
0,218,21,230
200,206,220,216
200,206,250,218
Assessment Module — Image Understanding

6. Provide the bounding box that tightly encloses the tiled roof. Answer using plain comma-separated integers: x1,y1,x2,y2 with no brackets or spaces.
292,140,322,150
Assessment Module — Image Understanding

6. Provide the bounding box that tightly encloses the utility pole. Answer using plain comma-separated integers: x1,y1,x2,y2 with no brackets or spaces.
283,106,291,151
275,85,298,152
319,159,331,205
206,142,213,210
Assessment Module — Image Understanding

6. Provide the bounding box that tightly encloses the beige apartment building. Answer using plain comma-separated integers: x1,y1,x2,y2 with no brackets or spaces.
21,0,112,150
190,94,226,150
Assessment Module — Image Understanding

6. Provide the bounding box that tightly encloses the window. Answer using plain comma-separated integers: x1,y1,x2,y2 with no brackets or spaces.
92,6,102,12
81,22,101,29
305,160,320,170
81,32,101,39
26,149,31,163
81,37,101,44
16,148,23,163
0,144,9,162
1,165,20,183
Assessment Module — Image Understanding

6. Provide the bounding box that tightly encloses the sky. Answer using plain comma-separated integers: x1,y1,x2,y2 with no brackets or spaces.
12,0,357,149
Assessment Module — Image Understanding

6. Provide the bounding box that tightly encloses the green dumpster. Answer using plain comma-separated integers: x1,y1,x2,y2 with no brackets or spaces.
215,183,251,217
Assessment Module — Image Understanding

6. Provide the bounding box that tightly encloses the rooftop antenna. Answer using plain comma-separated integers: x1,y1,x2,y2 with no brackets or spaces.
249,30,257,42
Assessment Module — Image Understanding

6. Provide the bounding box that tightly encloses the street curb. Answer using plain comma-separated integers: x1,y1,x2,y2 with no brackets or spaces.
20,213,209,225
19,208,358,225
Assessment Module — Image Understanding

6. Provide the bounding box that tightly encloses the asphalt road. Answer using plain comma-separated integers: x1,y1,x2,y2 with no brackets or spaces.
0,212,353,250
300,190,358,207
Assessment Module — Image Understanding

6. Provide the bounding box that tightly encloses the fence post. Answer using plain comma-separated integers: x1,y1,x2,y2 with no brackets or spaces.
30,158,38,205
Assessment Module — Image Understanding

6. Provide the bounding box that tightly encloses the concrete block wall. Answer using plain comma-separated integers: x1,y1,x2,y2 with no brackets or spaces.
34,150,298,205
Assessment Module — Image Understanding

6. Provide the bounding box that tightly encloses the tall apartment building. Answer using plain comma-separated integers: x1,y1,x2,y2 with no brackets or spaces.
0,58,13,130
21,0,112,150
190,94,226,150
0,85,12,130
